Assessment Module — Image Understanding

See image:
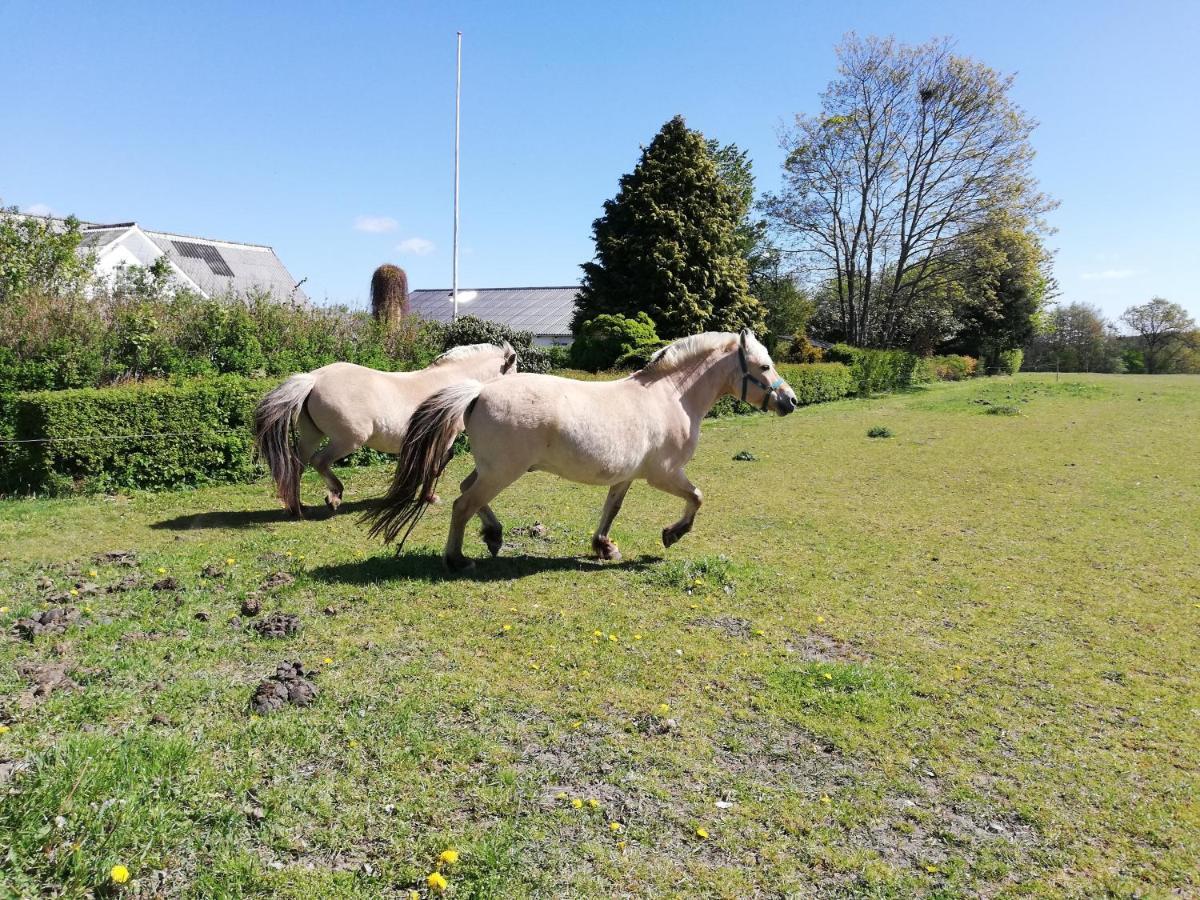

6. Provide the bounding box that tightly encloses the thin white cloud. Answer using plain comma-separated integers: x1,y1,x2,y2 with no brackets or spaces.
353,215,398,233
397,237,435,256
22,202,54,217
1081,268,1136,281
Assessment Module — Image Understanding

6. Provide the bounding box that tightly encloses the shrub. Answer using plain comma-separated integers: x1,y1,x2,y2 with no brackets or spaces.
569,312,665,372
867,425,893,438
986,404,1021,416
8,377,263,495
432,314,553,374
824,344,922,394
997,348,1023,376
781,335,824,363
929,355,978,381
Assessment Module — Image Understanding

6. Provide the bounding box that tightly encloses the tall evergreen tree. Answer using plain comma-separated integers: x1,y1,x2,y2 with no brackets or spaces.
574,116,764,339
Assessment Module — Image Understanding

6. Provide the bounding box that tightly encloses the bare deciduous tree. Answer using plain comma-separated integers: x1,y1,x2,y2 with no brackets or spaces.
763,34,1055,347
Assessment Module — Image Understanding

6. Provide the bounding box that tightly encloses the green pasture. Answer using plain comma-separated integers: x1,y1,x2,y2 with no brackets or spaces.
1,373,1197,898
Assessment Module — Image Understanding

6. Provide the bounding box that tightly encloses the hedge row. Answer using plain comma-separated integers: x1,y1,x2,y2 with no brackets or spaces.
0,361,854,497
2,377,262,496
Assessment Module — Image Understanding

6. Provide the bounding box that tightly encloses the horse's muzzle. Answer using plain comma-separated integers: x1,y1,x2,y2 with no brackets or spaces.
776,393,797,416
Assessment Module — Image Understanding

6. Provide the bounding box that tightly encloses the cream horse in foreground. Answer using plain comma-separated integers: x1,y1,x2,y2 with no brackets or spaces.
255,342,516,516
365,330,797,569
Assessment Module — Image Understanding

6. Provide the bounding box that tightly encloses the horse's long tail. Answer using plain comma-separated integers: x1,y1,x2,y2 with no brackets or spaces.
363,379,483,548
254,373,316,515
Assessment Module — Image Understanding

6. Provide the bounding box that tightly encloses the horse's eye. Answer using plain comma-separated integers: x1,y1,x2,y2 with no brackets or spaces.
760,364,770,372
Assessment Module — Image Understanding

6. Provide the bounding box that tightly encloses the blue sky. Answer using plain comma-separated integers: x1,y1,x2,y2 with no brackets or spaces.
2,0,1197,323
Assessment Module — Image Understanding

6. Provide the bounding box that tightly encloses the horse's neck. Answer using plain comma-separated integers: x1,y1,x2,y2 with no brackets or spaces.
648,352,733,422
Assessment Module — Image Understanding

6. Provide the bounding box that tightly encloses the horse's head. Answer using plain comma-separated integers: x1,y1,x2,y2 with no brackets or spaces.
434,342,518,380
731,329,798,416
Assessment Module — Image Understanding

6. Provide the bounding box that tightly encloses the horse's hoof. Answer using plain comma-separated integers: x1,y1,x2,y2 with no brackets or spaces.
662,527,679,549
444,553,475,572
424,492,441,505
593,537,622,561
481,525,503,557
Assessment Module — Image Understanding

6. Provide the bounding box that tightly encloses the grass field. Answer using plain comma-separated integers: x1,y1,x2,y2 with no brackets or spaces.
1,373,1198,899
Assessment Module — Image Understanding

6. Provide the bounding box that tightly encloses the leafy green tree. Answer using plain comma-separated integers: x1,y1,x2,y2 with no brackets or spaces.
575,116,764,339
1024,303,1123,373
1120,298,1196,374
0,205,94,300
569,312,664,371
949,215,1054,369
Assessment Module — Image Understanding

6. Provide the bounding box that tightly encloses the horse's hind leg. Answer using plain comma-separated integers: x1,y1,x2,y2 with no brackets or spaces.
445,469,514,570
310,433,358,511
592,480,632,560
648,469,703,549
286,410,325,517
460,470,504,557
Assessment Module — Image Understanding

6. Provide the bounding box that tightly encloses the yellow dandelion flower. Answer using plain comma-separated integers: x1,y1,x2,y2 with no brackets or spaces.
0,724,10,734
571,720,583,729
695,827,709,839
634,633,643,640
509,606,518,612
438,848,459,866
571,798,583,809
616,840,627,851
285,551,293,557
323,657,333,665
656,703,670,715
427,871,448,892
348,739,358,748
69,589,78,596
529,661,540,670
822,672,833,680
298,555,306,561
608,633,618,642
609,821,623,833
156,567,166,574
556,791,568,800
110,864,130,884
693,578,703,586
689,603,699,610
0,606,8,614
409,891,420,900
226,557,236,566
819,794,831,804
925,864,939,874
88,569,98,577
753,629,765,636
592,629,602,637
502,623,512,632
587,798,600,808
816,615,825,624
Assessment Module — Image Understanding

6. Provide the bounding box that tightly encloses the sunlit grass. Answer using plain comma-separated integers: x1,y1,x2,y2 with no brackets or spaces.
1,373,1197,897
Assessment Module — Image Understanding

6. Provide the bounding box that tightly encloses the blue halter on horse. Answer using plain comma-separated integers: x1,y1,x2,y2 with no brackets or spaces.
737,331,785,411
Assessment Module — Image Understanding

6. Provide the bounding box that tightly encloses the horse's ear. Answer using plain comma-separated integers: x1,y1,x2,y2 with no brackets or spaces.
501,341,517,373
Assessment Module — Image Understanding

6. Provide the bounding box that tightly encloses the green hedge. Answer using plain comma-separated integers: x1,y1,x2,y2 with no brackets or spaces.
2,361,858,497
5,377,262,496
824,344,924,394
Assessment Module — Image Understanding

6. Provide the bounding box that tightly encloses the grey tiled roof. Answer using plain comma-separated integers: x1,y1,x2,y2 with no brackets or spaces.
144,230,307,302
408,286,578,337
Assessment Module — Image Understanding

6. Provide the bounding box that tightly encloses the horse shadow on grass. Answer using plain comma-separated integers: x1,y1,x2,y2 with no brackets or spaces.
310,548,663,584
151,499,381,531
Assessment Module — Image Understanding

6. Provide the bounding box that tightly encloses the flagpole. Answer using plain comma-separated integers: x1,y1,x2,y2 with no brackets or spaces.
452,31,462,322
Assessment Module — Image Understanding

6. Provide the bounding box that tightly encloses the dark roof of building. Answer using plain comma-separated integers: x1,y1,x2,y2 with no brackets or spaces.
408,286,578,337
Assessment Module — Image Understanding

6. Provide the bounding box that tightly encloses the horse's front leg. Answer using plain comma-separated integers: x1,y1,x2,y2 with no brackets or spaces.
592,480,632,560
648,469,703,549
